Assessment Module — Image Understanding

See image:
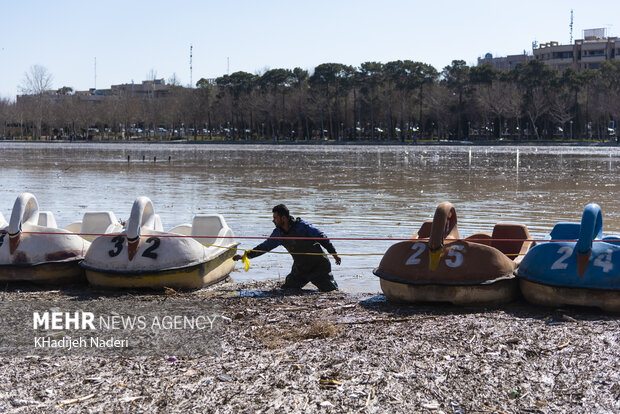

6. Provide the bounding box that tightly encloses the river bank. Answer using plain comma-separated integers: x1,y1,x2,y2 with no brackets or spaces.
1,137,619,146
1,279,618,413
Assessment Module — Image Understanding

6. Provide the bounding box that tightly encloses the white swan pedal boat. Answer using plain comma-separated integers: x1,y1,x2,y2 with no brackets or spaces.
82,196,238,289
0,193,89,283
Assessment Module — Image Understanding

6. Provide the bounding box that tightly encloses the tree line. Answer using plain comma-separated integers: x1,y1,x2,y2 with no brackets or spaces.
1,59,619,141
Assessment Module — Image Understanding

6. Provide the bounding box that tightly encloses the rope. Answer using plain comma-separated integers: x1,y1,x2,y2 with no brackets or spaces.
8,231,620,244
3,231,616,269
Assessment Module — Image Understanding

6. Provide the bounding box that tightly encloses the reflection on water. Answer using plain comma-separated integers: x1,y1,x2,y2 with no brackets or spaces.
1,143,619,293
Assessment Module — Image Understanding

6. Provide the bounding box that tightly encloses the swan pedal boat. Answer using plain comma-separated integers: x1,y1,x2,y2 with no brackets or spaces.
373,202,534,305
82,197,238,289
516,203,620,312
0,193,89,283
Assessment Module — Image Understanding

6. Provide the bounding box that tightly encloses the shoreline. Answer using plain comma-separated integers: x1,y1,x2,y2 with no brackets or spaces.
1,279,618,412
1,138,619,147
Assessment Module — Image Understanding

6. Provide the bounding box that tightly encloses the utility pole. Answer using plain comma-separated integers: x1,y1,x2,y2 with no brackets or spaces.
190,44,193,88
570,9,574,43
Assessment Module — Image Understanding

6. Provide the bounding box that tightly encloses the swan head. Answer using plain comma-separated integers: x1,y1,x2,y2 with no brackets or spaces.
125,196,156,261
428,202,458,271
8,193,39,254
576,203,603,277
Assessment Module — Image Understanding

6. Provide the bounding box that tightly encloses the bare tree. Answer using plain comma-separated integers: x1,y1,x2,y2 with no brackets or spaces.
19,65,53,139
0,98,11,138
476,80,521,139
168,73,182,87
525,87,548,140
427,84,453,140
20,65,53,95
147,69,158,81
549,92,573,139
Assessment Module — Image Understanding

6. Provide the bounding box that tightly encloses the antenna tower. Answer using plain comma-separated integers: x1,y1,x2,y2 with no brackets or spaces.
570,9,574,43
227,57,230,75
189,44,193,88
94,57,97,90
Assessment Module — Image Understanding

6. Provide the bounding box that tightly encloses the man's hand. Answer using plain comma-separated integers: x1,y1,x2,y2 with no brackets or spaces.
233,254,242,261
334,254,341,265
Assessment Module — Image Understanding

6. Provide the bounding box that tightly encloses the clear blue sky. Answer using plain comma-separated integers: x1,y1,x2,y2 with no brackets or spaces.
1,0,617,99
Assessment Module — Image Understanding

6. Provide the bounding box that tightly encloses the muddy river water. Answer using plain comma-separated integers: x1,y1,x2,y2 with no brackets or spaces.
1,143,619,292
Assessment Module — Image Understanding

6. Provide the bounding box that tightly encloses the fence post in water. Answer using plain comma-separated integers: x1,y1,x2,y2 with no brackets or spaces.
154,156,157,163
127,155,130,163
142,155,145,162
168,156,171,163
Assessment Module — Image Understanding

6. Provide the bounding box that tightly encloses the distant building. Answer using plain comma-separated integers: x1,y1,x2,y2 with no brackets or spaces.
477,52,533,70
16,79,172,106
110,79,170,98
533,28,620,71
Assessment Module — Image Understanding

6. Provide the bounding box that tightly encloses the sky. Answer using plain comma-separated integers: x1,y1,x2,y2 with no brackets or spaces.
1,0,618,100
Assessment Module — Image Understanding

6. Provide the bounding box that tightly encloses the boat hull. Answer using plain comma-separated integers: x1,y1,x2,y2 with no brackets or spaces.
379,277,519,306
520,279,620,313
0,260,85,283
85,248,236,289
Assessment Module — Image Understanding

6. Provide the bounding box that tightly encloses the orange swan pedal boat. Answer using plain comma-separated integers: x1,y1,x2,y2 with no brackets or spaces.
373,202,534,305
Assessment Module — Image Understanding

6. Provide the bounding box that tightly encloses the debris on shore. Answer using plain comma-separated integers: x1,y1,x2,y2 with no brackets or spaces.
1,279,618,413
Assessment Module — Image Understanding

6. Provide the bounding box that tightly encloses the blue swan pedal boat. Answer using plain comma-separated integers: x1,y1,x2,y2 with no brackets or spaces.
82,196,238,289
516,203,620,312
0,193,89,283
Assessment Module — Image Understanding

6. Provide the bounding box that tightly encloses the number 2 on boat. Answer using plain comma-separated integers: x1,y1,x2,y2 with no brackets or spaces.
404,242,464,267
551,246,614,272
405,242,425,265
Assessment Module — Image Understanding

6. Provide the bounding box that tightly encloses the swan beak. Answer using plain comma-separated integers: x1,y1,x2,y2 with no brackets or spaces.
429,247,442,271
577,252,590,277
128,239,140,261
9,233,21,254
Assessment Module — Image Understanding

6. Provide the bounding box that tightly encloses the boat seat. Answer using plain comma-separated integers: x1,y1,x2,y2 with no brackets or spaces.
414,221,433,239
191,214,229,247
603,235,620,247
549,222,581,240
82,212,120,235
466,232,493,247
491,223,531,262
168,223,192,236
153,214,164,232
63,221,82,234
37,211,58,228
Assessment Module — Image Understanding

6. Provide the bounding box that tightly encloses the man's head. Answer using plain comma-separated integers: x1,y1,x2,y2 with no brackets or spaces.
272,204,290,229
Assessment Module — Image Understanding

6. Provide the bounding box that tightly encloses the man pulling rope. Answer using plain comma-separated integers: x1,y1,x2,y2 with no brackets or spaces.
233,204,341,291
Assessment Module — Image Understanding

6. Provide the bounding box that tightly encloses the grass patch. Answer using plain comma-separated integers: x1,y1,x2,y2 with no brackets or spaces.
254,321,340,348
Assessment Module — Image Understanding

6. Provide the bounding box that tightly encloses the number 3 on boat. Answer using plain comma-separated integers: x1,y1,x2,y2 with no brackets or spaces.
82,196,239,289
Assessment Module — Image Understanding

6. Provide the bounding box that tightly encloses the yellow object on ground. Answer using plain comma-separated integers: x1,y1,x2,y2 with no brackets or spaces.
242,251,251,271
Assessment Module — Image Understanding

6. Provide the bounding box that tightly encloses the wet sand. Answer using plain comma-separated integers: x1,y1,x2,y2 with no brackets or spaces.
1,280,618,413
